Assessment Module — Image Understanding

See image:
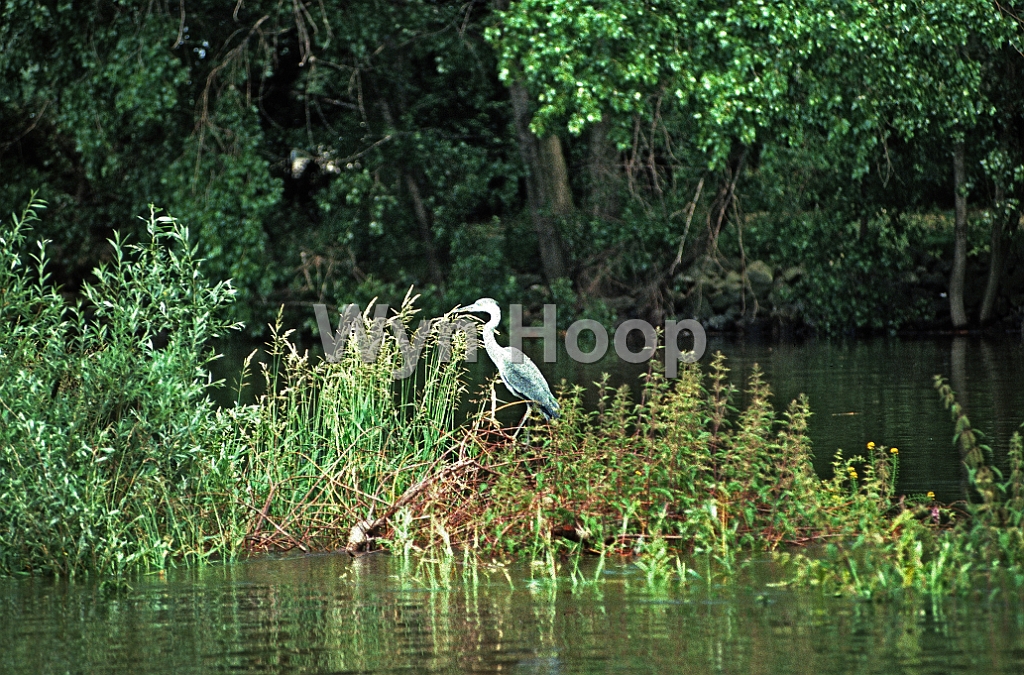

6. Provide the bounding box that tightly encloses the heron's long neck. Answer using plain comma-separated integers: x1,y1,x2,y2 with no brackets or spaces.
482,310,502,353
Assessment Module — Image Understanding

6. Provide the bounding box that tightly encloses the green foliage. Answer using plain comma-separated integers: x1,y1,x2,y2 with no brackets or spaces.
0,197,243,577
271,0,522,321
778,377,1024,599
425,353,892,570
4,200,1024,598
488,0,1023,330
1,1,521,329
442,218,522,310
161,86,282,326
3,1,1024,334
1,2,192,282
490,1,1011,156
0,197,474,576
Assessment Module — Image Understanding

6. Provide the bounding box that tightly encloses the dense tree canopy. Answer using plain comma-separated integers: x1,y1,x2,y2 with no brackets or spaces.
1,0,1022,334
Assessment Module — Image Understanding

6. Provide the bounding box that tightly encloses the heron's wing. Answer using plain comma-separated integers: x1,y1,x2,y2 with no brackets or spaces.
499,348,560,419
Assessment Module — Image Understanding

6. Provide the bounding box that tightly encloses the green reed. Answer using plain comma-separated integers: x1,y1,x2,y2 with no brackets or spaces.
232,294,473,553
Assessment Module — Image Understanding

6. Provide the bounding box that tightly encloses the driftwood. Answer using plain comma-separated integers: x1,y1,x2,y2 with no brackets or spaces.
345,458,480,554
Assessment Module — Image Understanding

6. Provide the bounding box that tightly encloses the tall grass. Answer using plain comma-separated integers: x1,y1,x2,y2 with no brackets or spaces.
233,296,475,552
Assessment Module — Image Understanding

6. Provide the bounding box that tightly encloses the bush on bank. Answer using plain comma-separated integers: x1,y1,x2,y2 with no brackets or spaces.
0,197,245,576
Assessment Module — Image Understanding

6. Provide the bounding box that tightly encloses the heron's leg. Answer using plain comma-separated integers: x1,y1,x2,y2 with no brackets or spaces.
511,404,531,440
490,384,499,426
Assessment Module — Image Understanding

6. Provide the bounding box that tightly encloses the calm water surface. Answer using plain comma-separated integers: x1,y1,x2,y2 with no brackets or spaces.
3,553,1024,674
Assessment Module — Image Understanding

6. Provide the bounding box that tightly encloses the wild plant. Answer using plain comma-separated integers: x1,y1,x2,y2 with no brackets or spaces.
230,291,474,553
1,198,243,576
430,351,865,568
779,378,1024,599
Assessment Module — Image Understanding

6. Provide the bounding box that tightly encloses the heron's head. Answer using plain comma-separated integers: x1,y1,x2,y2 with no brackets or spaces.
458,297,500,317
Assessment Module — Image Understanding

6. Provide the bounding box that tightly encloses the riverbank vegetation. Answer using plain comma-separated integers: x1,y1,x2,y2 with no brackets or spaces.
1,198,243,576
2,2,1024,335
3,201,1024,601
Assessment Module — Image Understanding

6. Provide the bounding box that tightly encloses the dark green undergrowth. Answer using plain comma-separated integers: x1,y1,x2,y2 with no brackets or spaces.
3,197,1024,601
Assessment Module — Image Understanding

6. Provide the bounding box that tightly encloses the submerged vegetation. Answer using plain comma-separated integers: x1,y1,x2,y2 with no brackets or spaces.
3,198,1024,602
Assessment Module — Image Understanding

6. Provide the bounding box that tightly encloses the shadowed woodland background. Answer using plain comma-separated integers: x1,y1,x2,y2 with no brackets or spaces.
2,0,1024,335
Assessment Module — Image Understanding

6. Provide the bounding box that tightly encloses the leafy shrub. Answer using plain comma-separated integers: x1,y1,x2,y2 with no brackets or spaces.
0,196,244,576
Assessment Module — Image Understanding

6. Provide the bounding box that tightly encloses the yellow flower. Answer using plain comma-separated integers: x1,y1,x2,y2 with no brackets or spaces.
635,470,642,476
927,491,935,500
890,447,899,454
866,441,876,451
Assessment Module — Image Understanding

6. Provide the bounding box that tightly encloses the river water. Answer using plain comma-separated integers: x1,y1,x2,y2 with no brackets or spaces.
2,553,1023,674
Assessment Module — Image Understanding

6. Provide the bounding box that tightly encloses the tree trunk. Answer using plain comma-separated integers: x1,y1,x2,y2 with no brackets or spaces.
404,173,443,285
494,0,569,282
949,140,968,328
509,80,568,282
979,181,1005,324
541,134,573,216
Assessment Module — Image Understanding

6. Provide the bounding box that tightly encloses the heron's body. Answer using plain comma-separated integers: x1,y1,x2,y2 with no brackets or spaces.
458,298,559,421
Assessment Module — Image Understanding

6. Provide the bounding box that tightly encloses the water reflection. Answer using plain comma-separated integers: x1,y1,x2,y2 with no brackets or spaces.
2,553,1023,674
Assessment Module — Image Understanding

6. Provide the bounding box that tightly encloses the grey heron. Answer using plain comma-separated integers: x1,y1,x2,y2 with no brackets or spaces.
457,298,559,430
